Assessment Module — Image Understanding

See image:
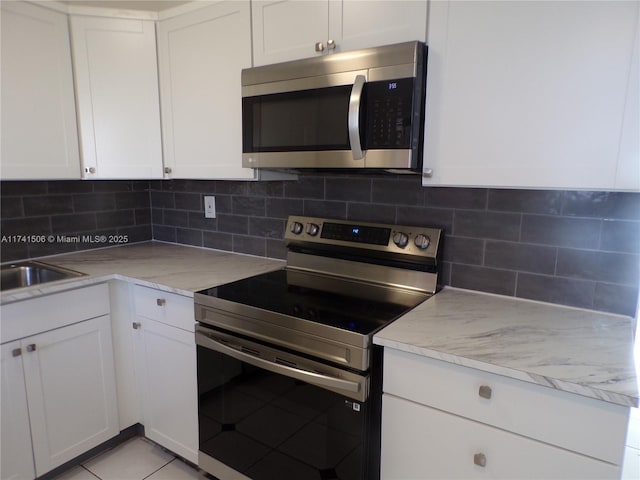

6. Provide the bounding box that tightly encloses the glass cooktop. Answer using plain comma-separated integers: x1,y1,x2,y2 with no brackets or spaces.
196,269,428,337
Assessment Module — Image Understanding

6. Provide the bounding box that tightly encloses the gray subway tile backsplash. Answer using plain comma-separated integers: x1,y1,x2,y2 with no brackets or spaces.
1,177,638,317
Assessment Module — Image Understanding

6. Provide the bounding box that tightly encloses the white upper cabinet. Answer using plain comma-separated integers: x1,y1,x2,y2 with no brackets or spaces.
252,0,330,66
335,1,427,53
70,16,163,179
157,1,257,179
252,0,428,66
423,1,640,190
1,1,81,180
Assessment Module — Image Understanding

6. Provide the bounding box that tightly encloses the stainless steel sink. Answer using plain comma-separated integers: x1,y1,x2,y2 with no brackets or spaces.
1,261,86,291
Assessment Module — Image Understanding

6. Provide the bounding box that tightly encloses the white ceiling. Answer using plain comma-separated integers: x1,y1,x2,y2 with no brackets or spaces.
60,1,192,12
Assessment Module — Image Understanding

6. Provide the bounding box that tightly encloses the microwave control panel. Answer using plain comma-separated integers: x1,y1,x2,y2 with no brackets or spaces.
365,77,415,150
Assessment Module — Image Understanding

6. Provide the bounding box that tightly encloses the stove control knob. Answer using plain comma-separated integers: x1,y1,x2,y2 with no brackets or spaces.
393,231,409,248
414,234,431,250
290,221,303,235
305,223,320,236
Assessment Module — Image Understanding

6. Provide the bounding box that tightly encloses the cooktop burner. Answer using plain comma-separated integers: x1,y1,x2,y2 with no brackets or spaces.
196,269,429,336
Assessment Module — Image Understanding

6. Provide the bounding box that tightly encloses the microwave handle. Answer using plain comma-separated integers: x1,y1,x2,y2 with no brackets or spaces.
348,75,366,160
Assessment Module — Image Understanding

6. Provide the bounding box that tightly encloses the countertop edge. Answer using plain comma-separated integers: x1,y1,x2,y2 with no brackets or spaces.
373,336,639,408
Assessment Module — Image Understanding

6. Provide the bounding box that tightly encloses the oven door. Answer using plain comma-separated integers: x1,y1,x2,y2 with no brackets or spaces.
195,325,374,480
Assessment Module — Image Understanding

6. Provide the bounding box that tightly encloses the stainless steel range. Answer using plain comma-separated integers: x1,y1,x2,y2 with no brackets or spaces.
194,216,443,480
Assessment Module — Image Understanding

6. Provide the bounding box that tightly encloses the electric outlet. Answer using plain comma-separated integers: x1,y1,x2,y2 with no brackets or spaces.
204,196,216,218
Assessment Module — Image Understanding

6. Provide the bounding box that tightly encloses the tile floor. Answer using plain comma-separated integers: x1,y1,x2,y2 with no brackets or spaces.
53,437,207,480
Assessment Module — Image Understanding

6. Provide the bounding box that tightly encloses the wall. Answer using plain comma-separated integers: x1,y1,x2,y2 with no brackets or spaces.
1,180,151,261
1,177,638,318
148,175,640,318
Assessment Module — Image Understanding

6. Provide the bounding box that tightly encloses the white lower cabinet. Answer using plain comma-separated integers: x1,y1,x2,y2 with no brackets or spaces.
24,316,119,476
382,395,619,479
1,284,118,479
132,285,198,464
381,348,629,479
1,341,36,480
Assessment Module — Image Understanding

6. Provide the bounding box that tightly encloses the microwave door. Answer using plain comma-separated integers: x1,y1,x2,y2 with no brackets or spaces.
242,74,368,169
348,75,366,160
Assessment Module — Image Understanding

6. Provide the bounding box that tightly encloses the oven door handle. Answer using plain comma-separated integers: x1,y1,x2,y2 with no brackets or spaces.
196,330,362,395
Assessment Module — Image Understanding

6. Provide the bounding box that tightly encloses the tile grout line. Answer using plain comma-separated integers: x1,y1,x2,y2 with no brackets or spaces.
141,458,176,480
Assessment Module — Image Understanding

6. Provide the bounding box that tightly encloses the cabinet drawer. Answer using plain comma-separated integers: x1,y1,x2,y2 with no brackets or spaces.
383,348,628,464
382,394,621,480
133,285,194,332
1,283,110,344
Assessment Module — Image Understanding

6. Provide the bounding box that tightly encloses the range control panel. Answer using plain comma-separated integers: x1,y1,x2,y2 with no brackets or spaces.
285,216,442,259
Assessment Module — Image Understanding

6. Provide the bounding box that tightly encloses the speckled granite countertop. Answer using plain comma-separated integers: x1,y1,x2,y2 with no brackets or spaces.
374,287,639,408
0,242,285,303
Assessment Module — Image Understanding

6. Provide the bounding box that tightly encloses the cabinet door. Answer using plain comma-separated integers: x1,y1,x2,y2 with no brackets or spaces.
22,316,119,476
252,0,330,65
334,0,427,53
423,1,639,190
138,319,198,464
615,14,640,191
70,16,163,179
158,2,256,179
381,394,620,479
1,1,80,180
1,342,36,480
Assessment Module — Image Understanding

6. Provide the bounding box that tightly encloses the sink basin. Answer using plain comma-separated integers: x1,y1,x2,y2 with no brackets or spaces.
1,261,85,291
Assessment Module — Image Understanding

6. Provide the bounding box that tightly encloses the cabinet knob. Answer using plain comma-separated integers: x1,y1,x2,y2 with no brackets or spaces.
478,385,492,399
315,41,325,52
12,348,22,357
156,298,166,307
423,168,434,178
164,166,172,174
327,39,336,50
132,322,141,330
85,167,96,174
26,344,37,352
473,453,487,467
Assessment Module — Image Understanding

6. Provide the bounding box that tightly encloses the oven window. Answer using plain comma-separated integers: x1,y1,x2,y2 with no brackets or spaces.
198,346,369,480
243,85,352,153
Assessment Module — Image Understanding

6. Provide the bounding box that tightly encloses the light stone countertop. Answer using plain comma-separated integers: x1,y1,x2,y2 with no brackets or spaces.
3,244,637,408
0,241,285,303
374,287,639,408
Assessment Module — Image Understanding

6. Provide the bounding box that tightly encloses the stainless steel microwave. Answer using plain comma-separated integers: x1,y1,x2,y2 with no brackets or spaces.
241,41,427,173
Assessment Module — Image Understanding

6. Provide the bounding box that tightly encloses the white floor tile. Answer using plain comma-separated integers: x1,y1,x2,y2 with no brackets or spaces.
54,466,100,480
82,437,174,480
146,459,206,480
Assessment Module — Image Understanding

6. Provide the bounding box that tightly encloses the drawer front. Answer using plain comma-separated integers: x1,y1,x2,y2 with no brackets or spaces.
381,394,621,480
383,348,628,464
134,285,194,332
1,283,110,343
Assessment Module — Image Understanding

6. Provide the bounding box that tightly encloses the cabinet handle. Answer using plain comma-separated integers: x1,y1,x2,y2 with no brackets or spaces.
85,167,96,174
132,322,141,330
478,385,492,399
164,166,172,174
423,168,434,178
12,348,22,357
473,453,487,467
315,41,325,52
327,39,336,50
26,344,37,352
156,298,166,306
